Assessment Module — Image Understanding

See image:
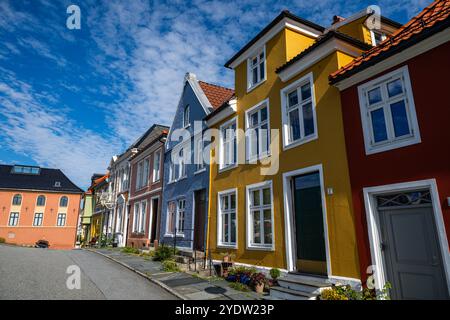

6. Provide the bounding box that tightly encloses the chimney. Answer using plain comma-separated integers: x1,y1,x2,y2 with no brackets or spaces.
332,15,345,25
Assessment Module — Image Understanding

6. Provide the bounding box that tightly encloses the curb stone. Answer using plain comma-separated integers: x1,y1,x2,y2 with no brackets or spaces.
84,248,187,300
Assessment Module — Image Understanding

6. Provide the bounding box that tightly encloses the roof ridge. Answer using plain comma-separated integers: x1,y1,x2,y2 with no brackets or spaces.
198,80,234,92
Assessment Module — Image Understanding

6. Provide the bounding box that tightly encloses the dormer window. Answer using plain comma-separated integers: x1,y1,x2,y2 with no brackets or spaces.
371,30,387,46
247,47,266,91
54,181,61,187
183,105,190,127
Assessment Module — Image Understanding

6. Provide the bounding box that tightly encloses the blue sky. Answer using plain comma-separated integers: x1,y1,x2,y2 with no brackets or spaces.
0,0,431,189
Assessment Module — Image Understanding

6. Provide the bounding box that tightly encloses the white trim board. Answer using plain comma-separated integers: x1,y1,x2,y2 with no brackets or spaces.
278,38,366,82
228,17,321,69
362,179,450,294
333,28,450,90
281,164,332,276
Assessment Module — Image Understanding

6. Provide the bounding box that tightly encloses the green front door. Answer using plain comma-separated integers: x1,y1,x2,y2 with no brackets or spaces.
293,172,327,275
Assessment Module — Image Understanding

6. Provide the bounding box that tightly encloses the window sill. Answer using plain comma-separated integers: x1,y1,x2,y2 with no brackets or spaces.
283,134,318,151
246,244,274,251
247,79,266,93
164,233,175,238
218,164,237,173
247,152,271,163
365,135,421,155
217,243,238,249
194,168,206,175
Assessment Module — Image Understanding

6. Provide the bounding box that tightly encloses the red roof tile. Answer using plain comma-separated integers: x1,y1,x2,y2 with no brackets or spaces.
330,0,450,82
198,81,235,110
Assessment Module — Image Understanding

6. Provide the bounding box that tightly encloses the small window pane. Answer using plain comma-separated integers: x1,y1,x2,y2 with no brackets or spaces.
252,190,260,206
387,79,403,97
371,108,388,143
259,60,265,80
390,100,410,137
230,212,236,243
253,210,261,244
223,213,229,242
223,196,229,210
252,68,258,84
263,209,272,244
230,194,236,209
302,102,315,136
288,91,298,107
368,87,382,105
301,84,311,101
263,188,271,205
250,112,258,127
289,109,301,141
260,107,267,122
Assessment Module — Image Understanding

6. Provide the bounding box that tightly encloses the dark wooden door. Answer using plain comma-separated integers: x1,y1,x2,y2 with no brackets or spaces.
292,172,327,275
150,198,159,243
194,189,207,251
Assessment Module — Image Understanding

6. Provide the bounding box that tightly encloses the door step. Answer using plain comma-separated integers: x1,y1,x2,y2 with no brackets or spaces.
269,273,331,300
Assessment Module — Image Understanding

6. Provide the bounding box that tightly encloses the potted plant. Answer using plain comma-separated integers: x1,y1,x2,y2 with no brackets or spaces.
269,268,281,285
250,272,267,294
220,252,235,262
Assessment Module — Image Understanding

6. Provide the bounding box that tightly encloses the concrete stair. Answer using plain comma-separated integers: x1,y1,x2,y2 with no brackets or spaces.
269,273,332,300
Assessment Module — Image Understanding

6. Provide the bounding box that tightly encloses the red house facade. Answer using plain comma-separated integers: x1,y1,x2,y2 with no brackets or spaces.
127,125,169,249
330,0,450,299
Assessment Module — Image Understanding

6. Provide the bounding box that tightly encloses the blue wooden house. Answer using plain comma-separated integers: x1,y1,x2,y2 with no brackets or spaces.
159,73,234,254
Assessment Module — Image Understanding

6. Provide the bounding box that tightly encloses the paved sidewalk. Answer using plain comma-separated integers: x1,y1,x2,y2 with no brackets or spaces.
88,248,264,300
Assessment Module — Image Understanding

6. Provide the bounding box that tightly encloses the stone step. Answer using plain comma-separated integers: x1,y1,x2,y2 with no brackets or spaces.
269,286,315,300
277,274,331,294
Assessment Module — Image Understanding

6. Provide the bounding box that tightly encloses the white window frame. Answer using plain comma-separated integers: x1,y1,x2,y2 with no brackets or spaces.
280,72,318,150
152,150,161,183
246,180,275,250
8,212,19,226
370,30,387,46
12,194,22,206
245,99,271,161
247,46,266,92
56,213,66,227
217,188,238,249
357,66,421,155
59,196,69,208
165,200,177,236
33,212,44,226
133,202,140,232
194,136,205,173
176,199,186,236
183,105,190,128
219,117,238,171
139,200,147,233
36,195,46,207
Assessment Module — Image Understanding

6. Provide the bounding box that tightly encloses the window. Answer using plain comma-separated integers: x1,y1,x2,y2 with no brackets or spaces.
166,201,176,235
358,66,420,154
11,165,40,175
136,159,149,189
248,48,266,90
12,194,22,206
169,147,186,182
59,196,68,207
36,195,46,206
195,138,205,172
133,203,140,232
176,199,186,234
219,118,237,170
57,213,66,226
247,182,273,249
152,151,161,182
33,213,43,226
281,73,317,148
371,30,387,46
246,101,270,160
218,190,237,247
183,105,190,127
139,201,147,233
8,212,19,226
169,159,177,183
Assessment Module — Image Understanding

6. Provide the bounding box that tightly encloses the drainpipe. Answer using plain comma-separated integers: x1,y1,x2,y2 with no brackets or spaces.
205,147,213,262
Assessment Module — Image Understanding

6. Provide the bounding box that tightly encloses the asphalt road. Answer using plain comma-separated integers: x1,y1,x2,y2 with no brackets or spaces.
0,244,177,300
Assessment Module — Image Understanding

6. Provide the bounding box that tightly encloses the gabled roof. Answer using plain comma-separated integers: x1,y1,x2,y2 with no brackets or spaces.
88,173,109,191
330,0,450,84
0,164,83,193
225,10,325,68
276,30,372,73
198,81,235,110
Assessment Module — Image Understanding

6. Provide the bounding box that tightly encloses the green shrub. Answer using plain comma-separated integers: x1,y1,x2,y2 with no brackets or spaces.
153,245,178,261
319,283,392,300
139,251,155,260
121,246,140,254
269,268,281,279
0,237,5,244
228,265,256,276
162,259,180,272
229,282,250,292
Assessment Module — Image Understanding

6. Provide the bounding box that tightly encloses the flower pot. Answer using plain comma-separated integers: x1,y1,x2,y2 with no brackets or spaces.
255,283,264,294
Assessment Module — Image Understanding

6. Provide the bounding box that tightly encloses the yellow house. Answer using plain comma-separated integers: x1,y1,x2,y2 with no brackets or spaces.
204,10,400,291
